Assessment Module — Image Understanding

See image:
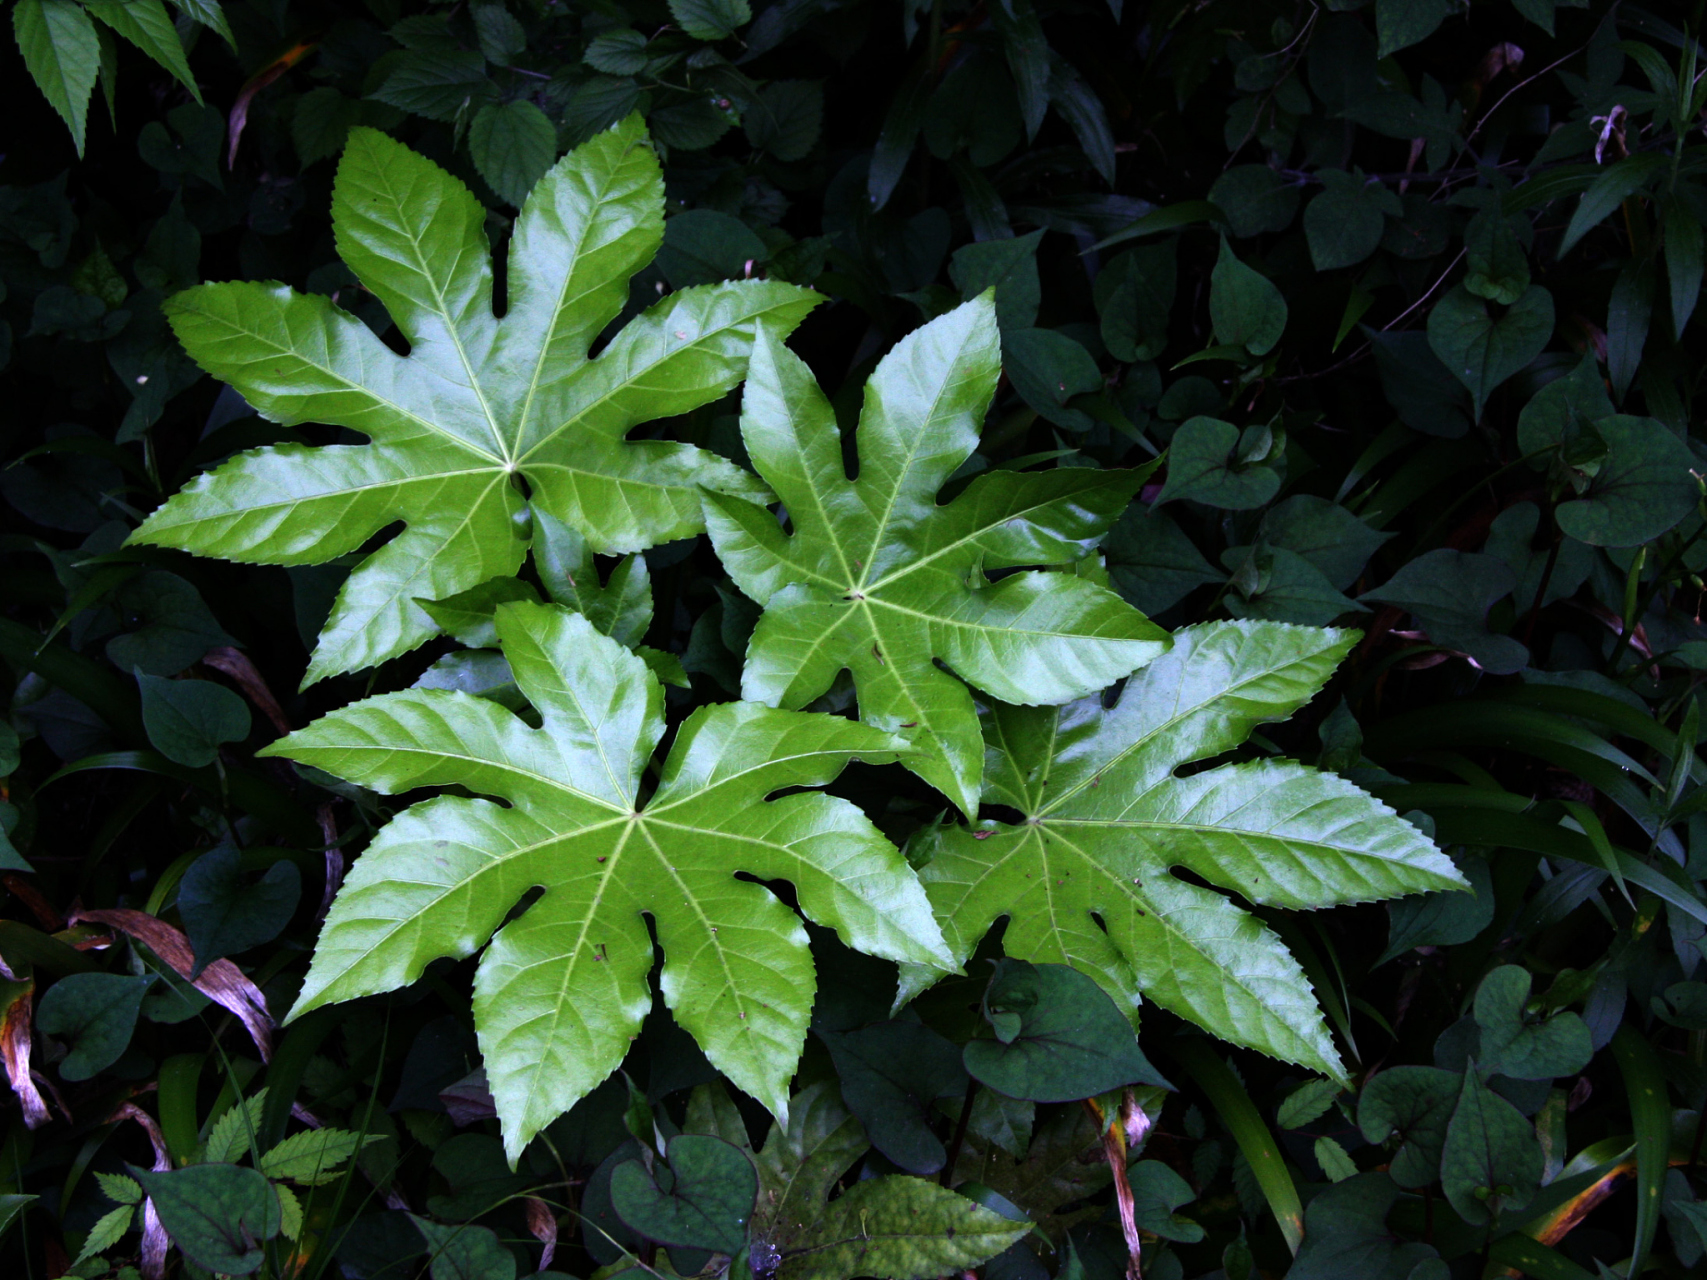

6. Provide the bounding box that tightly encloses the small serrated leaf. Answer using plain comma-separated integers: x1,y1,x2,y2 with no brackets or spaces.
258,1128,382,1185
1277,1079,1341,1130
72,1204,134,1266
95,1172,143,1206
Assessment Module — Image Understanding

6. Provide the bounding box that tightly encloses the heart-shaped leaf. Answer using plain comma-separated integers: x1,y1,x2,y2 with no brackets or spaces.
177,847,301,976
610,1133,757,1255
36,973,152,1080
962,960,1168,1102
129,1163,283,1276
1472,966,1592,1081
1427,284,1555,419
1554,415,1698,548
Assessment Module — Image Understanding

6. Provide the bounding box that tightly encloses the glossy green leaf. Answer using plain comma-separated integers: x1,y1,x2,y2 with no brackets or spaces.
36,972,152,1080
137,673,250,768
905,621,1463,1076
702,299,1166,817
14,0,100,157
130,1163,283,1276
85,0,202,105
419,577,542,649
962,960,1168,1102
1426,284,1554,420
610,1133,757,1254
265,601,949,1158
1439,1066,1542,1224
132,117,817,684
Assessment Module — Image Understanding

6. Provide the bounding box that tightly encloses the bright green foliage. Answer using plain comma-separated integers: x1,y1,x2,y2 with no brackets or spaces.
133,117,817,684
264,601,949,1158
702,299,1168,816
15,0,219,157
14,1,100,157
904,621,1463,1077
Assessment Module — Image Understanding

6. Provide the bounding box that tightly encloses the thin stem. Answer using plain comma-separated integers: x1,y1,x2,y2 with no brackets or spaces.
940,1076,979,1186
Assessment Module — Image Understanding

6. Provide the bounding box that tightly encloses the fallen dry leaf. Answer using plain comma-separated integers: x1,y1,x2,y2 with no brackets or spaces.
68,908,273,1062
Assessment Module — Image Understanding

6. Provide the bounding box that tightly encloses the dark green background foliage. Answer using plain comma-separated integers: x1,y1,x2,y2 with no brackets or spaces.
3,0,1707,1277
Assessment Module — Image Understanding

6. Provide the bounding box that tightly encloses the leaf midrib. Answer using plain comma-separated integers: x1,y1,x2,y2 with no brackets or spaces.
1036,653,1331,817
516,290,781,466
510,137,647,458
181,300,503,465
362,158,509,461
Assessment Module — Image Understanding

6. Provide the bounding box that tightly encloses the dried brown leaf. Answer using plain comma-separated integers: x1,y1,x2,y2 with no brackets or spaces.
68,908,273,1061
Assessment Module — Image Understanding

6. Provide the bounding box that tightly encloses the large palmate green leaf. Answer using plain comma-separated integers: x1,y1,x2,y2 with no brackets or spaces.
133,115,817,685
262,601,949,1158
902,621,1464,1076
701,298,1168,816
